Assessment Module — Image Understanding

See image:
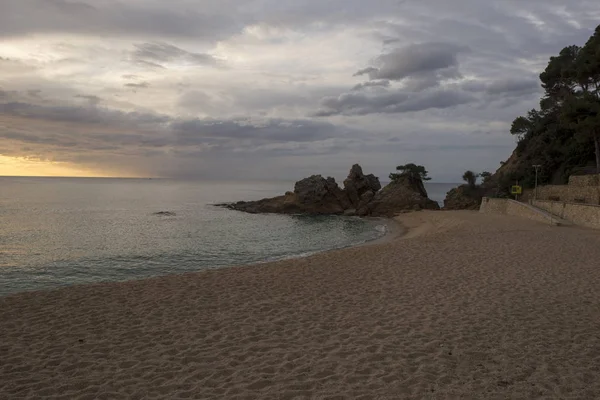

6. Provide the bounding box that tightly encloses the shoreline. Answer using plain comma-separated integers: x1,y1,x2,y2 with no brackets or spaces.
1,213,404,298
3,211,600,398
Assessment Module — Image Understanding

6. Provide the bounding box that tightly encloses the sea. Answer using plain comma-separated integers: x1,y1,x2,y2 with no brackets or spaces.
0,178,457,296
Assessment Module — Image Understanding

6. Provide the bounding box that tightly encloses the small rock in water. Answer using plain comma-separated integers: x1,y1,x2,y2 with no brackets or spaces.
153,211,176,216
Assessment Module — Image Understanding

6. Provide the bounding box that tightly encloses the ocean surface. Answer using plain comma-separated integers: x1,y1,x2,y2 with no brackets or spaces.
0,178,456,296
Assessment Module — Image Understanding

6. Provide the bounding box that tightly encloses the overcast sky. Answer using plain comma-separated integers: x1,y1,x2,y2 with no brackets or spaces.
1,0,599,181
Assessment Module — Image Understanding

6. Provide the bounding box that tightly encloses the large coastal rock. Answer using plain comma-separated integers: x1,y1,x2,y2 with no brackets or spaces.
293,175,351,213
220,164,439,217
343,164,381,208
365,174,440,217
226,175,350,215
443,185,486,210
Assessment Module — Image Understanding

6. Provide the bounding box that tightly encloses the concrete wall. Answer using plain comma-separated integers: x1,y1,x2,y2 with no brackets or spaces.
479,197,507,214
533,200,600,229
480,197,557,225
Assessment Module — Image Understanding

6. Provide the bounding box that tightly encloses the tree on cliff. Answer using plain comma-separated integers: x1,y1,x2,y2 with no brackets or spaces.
462,170,478,188
512,25,600,173
480,171,492,184
502,24,600,192
389,163,431,182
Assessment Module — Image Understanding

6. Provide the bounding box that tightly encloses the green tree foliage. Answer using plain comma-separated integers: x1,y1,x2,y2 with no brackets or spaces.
389,163,431,182
480,171,492,184
537,26,600,172
503,24,600,195
462,170,478,188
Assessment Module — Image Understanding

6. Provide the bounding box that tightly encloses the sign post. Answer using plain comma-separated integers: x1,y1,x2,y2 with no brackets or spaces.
511,183,522,201
533,165,541,200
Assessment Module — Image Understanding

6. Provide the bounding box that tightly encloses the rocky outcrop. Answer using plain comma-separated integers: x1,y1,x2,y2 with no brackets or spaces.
293,175,351,213
224,194,301,214
443,185,485,210
343,164,381,208
365,174,440,217
219,165,439,217
223,175,349,215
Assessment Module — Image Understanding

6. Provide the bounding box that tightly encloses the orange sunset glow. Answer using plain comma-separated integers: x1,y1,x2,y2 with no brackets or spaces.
0,155,113,177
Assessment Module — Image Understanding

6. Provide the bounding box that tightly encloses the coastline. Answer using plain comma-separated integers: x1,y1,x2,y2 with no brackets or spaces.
358,216,406,246
4,211,600,398
0,213,401,298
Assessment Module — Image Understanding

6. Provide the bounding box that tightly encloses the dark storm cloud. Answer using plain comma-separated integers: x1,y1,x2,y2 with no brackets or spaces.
132,43,220,67
355,43,469,81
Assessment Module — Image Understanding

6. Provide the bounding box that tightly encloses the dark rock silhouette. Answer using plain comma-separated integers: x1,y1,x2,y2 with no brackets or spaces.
365,174,440,216
443,185,486,210
219,164,438,216
344,164,381,208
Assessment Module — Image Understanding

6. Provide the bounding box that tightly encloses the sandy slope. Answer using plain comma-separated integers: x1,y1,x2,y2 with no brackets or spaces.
2,211,600,399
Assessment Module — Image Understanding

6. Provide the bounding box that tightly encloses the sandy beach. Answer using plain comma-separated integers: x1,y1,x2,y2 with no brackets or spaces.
2,210,600,399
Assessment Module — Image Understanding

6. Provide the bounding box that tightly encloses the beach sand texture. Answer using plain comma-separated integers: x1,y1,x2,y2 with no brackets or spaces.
2,211,600,399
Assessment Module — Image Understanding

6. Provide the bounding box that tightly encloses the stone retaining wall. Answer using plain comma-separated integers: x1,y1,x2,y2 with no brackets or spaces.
569,174,600,187
521,175,600,205
480,198,557,225
532,200,600,229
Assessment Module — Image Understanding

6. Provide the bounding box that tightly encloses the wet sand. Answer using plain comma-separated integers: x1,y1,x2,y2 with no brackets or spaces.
2,211,600,399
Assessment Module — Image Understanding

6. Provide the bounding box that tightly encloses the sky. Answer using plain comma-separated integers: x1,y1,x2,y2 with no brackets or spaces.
1,1,599,181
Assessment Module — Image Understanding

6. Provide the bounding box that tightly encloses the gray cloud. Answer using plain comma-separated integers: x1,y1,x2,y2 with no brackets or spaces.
133,60,166,70
353,67,378,77
1,92,346,151
0,98,169,126
352,80,391,91
484,78,540,96
132,42,220,67
1,0,599,180
0,0,239,41
75,94,102,106
27,90,42,98
124,82,151,89
314,89,476,116
171,118,344,144
355,43,469,82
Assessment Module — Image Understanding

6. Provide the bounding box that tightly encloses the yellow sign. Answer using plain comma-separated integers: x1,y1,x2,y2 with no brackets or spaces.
511,185,522,195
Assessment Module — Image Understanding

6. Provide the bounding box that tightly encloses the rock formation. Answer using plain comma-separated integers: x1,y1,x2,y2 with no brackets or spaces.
343,164,381,208
219,164,439,217
364,173,440,217
443,185,487,210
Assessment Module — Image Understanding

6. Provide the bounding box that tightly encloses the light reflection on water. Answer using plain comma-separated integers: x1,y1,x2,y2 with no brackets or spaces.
0,178,385,296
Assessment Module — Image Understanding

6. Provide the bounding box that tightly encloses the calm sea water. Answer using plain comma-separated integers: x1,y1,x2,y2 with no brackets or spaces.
426,182,460,207
0,178,455,296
